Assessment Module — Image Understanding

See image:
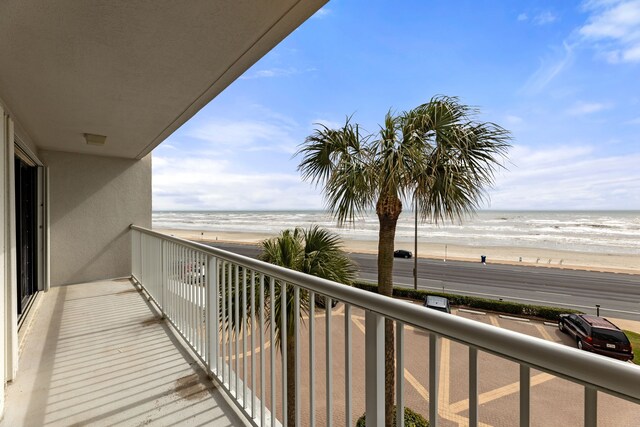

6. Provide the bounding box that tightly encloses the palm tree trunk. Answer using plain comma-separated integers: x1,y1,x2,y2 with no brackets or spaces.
377,194,402,427
286,331,296,427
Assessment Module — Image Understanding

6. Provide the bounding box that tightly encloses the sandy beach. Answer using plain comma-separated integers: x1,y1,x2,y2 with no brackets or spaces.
155,227,640,275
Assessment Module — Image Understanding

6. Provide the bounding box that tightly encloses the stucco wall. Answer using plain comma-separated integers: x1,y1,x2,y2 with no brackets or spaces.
41,151,151,285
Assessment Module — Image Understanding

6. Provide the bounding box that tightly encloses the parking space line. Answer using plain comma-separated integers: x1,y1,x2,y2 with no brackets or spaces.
489,316,500,327
448,372,555,413
404,368,430,402
349,305,560,427
439,338,451,407
352,316,435,409
535,323,554,341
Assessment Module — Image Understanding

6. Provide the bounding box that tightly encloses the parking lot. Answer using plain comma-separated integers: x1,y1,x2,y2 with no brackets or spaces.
230,300,639,427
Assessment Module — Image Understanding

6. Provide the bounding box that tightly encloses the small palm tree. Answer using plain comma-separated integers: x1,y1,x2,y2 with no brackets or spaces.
260,226,357,427
297,95,510,426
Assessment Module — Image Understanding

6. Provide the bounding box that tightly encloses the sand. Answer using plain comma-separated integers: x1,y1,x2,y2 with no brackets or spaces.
155,228,640,275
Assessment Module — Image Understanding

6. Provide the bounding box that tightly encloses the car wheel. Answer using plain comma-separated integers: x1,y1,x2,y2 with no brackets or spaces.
404,255,409,259
577,339,583,350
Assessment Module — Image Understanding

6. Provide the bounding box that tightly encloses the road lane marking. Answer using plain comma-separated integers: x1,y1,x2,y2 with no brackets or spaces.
489,316,500,327
391,283,640,317
535,291,570,296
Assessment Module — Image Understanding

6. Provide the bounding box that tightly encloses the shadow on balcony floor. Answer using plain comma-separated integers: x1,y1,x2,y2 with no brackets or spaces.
2,278,247,426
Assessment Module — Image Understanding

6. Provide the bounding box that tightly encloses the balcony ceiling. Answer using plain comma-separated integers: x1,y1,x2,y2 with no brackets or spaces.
0,0,326,159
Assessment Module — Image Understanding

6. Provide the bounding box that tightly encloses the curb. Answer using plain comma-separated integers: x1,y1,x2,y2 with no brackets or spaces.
458,308,486,315
499,315,530,322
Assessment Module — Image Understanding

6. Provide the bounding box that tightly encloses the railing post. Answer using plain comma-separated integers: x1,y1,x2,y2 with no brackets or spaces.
584,387,597,427
365,311,384,427
520,365,530,427
345,305,353,427
429,333,440,427
131,229,136,279
207,255,218,376
396,322,404,427
160,239,166,317
326,298,333,427
140,232,145,285
469,347,478,427
309,292,316,427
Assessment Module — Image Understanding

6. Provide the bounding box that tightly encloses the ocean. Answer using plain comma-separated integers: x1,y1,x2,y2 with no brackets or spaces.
152,210,640,256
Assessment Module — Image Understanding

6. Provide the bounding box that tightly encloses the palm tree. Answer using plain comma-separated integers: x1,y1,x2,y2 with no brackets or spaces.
297,95,510,426
259,226,357,427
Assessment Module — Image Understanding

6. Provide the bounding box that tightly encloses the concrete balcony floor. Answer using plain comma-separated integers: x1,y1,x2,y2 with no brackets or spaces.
1,278,247,426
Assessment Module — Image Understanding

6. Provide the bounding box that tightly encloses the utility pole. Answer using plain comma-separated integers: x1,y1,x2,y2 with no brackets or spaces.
414,196,418,290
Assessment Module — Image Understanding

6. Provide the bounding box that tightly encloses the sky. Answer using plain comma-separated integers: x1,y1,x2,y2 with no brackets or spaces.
153,0,640,211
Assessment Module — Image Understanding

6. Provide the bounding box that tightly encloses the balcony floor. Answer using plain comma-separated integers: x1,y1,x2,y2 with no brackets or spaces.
2,278,247,426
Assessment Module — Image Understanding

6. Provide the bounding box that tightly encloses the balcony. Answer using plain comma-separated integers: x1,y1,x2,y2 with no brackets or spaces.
2,278,247,426
4,226,639,427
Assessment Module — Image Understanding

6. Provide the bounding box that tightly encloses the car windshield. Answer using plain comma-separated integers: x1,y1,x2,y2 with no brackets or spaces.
592,328,629,344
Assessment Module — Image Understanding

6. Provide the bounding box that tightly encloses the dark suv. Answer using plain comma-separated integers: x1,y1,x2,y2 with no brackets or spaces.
558,314,633,362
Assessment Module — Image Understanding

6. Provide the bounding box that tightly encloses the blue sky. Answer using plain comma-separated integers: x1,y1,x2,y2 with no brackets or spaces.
153,0,640,211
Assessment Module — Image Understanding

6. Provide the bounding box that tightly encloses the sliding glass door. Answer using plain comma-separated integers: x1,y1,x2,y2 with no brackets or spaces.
15,156,38,318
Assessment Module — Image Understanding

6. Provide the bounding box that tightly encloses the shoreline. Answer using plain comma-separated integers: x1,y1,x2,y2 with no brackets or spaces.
154,228,640,275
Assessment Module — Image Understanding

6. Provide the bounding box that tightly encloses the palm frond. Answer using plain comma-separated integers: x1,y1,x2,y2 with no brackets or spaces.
408,97,511,224
256,226,356,353
296,117,377,226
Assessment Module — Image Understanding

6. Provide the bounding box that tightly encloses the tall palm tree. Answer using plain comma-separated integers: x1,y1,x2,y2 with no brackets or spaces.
260,226,356,427
297,95,510,426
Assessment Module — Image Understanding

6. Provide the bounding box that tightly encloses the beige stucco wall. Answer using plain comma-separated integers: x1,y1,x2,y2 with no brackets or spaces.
41,151,151,286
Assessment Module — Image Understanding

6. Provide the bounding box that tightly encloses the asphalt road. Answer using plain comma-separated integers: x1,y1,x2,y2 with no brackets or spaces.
206,242,640,321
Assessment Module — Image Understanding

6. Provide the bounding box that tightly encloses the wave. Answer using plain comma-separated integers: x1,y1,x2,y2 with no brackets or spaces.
152,210,640,256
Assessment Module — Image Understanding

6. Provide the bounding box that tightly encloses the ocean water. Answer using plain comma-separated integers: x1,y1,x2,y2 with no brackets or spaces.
152,210,640,256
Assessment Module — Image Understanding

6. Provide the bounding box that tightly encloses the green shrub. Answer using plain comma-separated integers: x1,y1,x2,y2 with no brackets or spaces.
624,330,640,366
354,281,582,321
355,406,429,427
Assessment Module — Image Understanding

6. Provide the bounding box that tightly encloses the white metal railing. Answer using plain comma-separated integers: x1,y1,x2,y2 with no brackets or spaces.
130,225,640,427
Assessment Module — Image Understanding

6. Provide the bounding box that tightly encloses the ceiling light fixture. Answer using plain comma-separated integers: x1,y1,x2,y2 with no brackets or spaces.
84,133,107,146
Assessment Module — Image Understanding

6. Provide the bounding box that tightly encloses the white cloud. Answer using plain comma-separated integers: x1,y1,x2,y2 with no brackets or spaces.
623,43,640,60
488,145,640,209
517,11,557,25
240,67,317,80
579,0,640,63
566,101,612,115
188,118,299,153
153,143,640,211
312,7,332,19
534,11,558,25
152,154,322,210
521,42,574,94
310,118,345,130
240,68,299,80
505,115,524,125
